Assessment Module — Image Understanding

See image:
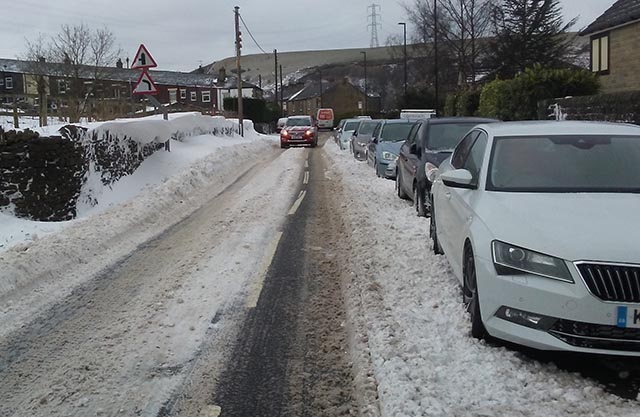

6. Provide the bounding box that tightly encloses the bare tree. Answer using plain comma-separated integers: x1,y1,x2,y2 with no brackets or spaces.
22,34,53,127
50,23,121,122
404,0,492,87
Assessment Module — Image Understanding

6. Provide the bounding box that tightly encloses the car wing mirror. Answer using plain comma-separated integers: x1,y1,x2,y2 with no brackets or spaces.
440,169,476,189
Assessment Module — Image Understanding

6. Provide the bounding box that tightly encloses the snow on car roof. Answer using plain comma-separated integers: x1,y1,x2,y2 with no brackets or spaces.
480,121,640,136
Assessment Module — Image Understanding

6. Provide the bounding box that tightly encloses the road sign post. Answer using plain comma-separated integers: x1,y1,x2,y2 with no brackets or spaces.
131,44,170,150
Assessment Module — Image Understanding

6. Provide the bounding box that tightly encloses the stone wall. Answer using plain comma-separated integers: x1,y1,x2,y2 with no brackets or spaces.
0,126,164,221
0,129,86,221
539,91,640,124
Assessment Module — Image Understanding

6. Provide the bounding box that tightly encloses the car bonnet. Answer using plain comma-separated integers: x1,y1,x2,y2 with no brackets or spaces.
474,192,640,264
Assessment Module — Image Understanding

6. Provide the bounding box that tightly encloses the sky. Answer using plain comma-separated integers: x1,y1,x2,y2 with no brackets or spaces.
2,112,640,415
1,0,614,72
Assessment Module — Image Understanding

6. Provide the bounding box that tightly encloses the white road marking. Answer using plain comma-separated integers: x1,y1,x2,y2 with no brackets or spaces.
303,171,309,184
245,232,283,308
288,190,307,216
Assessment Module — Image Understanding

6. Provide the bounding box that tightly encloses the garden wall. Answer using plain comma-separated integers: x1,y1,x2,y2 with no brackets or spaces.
539,91,640,124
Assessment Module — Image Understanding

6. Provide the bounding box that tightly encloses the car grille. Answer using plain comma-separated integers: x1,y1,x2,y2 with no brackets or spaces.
577,262,640,303
549,318,640,352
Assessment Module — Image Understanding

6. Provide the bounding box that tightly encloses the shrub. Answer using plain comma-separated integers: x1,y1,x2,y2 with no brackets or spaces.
478,65,600,120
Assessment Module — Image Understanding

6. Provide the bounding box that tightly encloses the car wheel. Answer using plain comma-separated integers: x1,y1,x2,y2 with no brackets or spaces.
375,160,381,177
430,206,443,255
396,171,409,200
280,143,288,149
414,185,427,217
463,245,487,340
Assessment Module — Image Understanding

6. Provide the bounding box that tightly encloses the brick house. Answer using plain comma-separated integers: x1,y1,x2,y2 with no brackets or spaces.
580,0,640,93
0,58,262,120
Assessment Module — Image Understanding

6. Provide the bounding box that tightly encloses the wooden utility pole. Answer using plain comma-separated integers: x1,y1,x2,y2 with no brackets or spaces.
234,6,244,136
279,64,284,117
274,49,278,109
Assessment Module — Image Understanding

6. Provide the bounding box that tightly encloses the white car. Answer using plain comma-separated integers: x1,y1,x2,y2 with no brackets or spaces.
430,121,640,356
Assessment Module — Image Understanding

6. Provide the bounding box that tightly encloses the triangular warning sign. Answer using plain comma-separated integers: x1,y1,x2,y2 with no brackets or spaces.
131,44,157,69
132,70,158,95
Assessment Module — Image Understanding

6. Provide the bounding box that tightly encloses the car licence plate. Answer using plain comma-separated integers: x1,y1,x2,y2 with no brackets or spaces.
616,306,640,328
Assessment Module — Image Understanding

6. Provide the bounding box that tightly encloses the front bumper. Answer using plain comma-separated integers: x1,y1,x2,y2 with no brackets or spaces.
281,136,315,147
475,254,640,356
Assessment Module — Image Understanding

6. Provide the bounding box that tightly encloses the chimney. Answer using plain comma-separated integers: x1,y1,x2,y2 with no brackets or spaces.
218,67,227,83
38,56,46,63
116,58,123,68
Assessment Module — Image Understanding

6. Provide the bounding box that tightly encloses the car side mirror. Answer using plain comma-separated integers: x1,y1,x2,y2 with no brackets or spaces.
410,143,418,154
372,138,378,144
441,169,476,189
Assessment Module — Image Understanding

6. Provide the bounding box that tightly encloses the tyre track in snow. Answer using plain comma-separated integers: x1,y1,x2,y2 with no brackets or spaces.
0,145,307,417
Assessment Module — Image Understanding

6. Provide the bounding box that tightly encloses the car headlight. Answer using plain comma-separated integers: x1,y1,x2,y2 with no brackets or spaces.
382,151,398,161
492,241,574,283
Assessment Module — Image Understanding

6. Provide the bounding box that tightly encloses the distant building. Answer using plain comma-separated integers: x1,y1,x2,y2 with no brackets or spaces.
285,77,381,117
580,0,640,93
0,58,262,120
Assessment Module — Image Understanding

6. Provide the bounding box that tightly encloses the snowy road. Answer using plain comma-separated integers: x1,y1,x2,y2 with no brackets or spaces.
0,142,307,416
2,127,640,417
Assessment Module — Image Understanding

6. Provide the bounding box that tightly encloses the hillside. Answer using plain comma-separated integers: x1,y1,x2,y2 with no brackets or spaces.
202,44,407,91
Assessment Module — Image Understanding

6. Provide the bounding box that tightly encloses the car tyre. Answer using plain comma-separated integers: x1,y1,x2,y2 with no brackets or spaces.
430,199,444,255
396,171,409,200
414,185,427,217
463,245,487,340
280,143,288,149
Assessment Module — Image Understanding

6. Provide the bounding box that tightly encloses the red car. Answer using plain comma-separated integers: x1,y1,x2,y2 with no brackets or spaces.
280,115,318,149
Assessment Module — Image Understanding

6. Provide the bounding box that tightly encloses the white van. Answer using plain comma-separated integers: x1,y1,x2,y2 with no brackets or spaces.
316,108,334,129
400,109,436,120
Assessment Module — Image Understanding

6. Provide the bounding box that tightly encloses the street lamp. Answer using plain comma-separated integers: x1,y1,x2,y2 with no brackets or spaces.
398,22,407,100
361,51,367,114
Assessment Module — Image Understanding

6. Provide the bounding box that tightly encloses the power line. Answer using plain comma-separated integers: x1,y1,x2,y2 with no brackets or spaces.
238,13,267,54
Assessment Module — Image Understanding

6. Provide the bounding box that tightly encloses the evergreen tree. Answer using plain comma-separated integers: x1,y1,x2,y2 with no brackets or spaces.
488,0,577,78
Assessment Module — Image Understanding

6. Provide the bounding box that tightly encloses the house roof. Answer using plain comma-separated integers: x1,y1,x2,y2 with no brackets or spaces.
0,58,261,90
287,78,379,102
580,0,640,36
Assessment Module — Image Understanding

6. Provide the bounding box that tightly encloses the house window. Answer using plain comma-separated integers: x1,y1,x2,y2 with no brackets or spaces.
591,33,609,74
5,76,13,90
58,79,67,94
180,88,187,99
202,91,211,103
169,88,177,103
190,91,197,101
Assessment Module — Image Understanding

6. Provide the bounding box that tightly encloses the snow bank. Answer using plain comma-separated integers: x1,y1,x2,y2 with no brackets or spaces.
0,114,275,305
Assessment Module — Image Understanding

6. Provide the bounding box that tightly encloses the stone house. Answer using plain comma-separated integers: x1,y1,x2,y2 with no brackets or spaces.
580,0,640,93
285,78,381,118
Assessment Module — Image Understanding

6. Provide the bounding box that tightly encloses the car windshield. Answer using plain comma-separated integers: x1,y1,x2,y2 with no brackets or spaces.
488,135,640,192
358,121,379,135
427,123,476,150
286,118,312,126
344,121,360,131
380,123,413,142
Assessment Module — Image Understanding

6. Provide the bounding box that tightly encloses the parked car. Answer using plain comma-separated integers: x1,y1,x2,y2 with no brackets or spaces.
280,115,318,148
276,117,288,133
350,119,381,160
338,119,361,150
396,117,497,216
367,119,415,178
430,120,640,356
333,119,346,143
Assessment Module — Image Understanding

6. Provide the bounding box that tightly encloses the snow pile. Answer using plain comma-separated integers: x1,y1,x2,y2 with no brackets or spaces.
323,143,639,417
0,115,277,307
